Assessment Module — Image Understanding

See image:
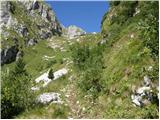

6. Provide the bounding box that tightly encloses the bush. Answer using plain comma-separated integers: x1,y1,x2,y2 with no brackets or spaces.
71,43,105,99
70,43,90,71
139,2,158,59
1,58,35,118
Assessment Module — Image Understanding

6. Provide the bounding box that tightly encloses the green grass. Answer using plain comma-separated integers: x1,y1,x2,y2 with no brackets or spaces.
16,104,70,119
23,40,55,77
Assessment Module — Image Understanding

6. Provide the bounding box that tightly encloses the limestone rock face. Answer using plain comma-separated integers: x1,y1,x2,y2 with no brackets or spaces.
0,1,11,27
63,25,86,39
0,0,62,65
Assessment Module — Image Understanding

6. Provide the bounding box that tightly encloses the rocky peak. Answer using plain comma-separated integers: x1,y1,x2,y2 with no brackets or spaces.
63,25,86,39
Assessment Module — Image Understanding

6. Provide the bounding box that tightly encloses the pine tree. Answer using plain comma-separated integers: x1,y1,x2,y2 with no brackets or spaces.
48,68,54,79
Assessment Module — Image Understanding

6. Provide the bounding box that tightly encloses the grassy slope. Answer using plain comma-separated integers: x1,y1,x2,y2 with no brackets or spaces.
3,24,157,118
91,24,156,118
3,29,157,118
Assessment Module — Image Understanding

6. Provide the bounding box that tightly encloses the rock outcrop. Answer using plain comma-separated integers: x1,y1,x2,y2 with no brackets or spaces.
131,75,159,107
63,25,86,39
31,68,68,90
0,0,62,65
37,92,63,104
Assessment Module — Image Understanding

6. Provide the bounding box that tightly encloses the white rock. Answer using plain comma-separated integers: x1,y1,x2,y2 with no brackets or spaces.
133,8,140,16
54,68,68,80
144,75,151,86
76,101,79,104
34,68,68,87
82,107,86,111
31,86,40,91
132,97,141,106
43,55,55,59
131,94,142,106
76,38,80,42
50,44,60,49
60,47,64,50
137,86,151,95
66,61,73,66
130,34,134,38
65,94,70,98
35,72,51,87
147,66,153,71
37,92,62,104
64,103,68,106
135,9,140,15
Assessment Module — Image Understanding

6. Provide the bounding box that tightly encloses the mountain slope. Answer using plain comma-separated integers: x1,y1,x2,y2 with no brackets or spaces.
1,1,159,119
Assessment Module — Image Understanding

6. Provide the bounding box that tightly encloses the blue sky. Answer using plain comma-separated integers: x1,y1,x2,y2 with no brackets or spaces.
45,1,109,33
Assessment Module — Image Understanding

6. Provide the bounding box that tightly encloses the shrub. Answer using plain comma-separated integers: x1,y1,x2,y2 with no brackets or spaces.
1,58,35,118
70,43,90,71
138,1,159,59
71,43,105,99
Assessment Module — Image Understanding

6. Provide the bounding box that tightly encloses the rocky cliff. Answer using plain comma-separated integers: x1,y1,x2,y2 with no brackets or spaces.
0,0,62,65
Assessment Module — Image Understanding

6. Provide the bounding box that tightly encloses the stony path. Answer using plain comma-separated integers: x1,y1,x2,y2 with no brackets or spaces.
64,81,83,119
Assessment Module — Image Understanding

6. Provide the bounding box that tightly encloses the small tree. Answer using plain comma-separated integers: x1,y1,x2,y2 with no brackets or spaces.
48,68,54,79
